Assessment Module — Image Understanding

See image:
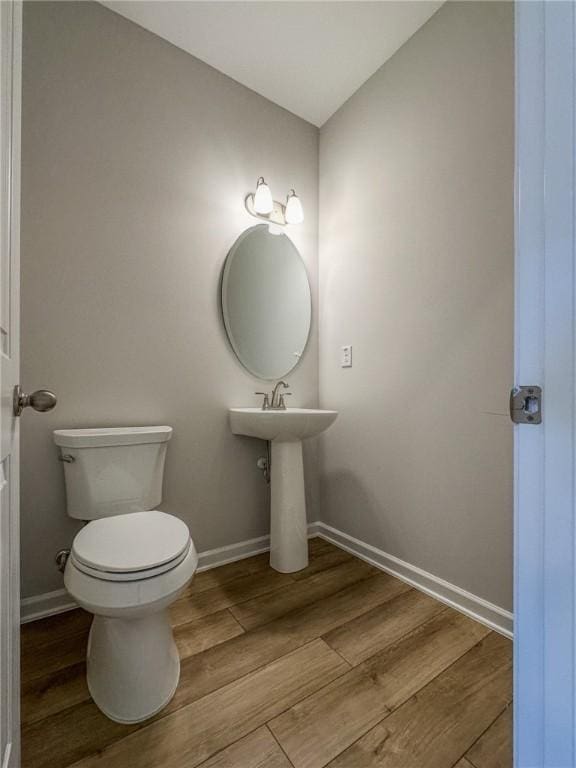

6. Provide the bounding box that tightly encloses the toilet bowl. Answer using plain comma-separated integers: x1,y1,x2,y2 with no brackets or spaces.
54,427,197,723
64,510,198,723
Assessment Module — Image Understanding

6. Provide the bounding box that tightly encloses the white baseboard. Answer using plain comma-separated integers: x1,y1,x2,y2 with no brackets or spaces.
315,522,513,639
20,588,77,624
21,520,514,639
196,534,271,572
20,527,321,624
198,524,324,571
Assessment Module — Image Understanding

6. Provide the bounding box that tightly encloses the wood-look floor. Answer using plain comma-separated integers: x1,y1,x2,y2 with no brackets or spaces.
21,539,512,768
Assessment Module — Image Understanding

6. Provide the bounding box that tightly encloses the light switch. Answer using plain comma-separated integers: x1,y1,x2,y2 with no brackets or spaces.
341,345,352,368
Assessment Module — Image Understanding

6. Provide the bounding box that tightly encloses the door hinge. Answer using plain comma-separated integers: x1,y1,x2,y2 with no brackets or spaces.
510,385,542,424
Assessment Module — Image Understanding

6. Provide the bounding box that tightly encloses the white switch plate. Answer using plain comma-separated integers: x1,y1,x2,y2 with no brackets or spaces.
341,345,353,367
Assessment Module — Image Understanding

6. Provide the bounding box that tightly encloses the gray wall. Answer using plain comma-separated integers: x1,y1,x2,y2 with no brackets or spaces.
21,2,319,598
318,2,514,610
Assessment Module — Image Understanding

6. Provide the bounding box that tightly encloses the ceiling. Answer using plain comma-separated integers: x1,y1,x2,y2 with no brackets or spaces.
102,1,443,127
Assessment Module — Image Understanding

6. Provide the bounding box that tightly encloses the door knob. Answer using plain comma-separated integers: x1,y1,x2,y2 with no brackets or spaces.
13,385,57,417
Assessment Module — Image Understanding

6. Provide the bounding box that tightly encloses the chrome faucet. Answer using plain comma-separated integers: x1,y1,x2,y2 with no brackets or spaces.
255,381,291,411
271,381,290,409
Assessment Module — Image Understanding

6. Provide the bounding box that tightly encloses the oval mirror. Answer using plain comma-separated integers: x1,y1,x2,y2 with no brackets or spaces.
221,225,312,380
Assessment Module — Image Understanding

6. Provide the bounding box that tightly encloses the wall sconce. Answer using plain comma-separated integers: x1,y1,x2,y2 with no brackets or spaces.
245,177,304,227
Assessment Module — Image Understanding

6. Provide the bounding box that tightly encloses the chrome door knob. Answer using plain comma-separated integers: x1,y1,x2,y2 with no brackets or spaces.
13,385,57,417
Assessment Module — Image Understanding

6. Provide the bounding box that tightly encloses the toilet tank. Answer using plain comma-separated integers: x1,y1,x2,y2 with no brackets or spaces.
53,426,173,520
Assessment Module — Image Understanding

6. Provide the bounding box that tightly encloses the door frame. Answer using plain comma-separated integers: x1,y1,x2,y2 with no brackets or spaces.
0,1,21,766
514,1,576,765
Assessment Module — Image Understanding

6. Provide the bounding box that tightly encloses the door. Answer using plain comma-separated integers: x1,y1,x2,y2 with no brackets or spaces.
0,1,21,766
515,1,576,765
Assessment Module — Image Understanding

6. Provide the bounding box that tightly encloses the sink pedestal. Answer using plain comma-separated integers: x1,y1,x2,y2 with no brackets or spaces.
270,439,308,573
228,408,338,575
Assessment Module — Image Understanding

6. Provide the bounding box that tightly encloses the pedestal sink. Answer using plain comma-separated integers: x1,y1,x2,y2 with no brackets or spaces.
229,408,338,573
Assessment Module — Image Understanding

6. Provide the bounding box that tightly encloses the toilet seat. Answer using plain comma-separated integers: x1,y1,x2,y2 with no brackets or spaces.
70,545,191,582
65,538,198,618
71,510,191,583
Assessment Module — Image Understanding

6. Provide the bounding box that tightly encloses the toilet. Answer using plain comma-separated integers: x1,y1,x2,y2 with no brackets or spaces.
53,426,197,724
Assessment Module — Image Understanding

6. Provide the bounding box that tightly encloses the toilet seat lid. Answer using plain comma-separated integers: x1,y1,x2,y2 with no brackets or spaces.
72,511,191,574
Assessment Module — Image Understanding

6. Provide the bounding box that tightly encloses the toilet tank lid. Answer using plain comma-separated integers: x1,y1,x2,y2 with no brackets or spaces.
53,426,173,448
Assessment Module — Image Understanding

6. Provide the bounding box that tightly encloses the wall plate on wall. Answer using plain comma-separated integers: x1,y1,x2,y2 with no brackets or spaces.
341,345,352,367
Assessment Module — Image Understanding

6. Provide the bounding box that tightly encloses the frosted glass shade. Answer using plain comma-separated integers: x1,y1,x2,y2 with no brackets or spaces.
253,178,273,215
285,191,304,224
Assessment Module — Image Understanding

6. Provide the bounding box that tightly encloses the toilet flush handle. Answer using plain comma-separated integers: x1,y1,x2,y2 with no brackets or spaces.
13,385,57,417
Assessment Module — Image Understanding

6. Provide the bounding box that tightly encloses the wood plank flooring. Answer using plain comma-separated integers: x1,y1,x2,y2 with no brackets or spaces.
21,538,512,768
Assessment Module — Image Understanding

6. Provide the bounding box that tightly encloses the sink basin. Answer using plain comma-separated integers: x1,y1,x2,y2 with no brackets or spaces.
229,408,338,441
229,407,338,575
